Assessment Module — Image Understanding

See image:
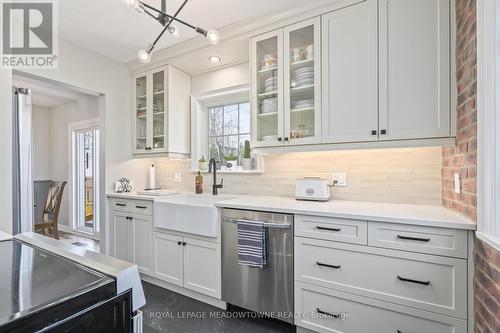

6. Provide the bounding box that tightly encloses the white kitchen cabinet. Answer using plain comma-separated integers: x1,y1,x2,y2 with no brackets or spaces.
153,231,222,299
112,213,132,262
251,18,321,147
321,0,378,143
132,65,191,156
110,199,153,274
378,0,450,140
154,232,184,286
183,237,221,299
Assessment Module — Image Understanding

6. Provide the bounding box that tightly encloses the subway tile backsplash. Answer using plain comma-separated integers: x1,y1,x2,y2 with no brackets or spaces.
154,147,443,205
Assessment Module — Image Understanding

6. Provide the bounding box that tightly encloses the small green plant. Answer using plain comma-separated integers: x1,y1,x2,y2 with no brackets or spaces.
222,152,239,161
198,154,206,162
243,140,251,159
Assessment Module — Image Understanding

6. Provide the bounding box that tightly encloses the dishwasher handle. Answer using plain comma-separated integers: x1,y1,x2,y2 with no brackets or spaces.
223,218,291,229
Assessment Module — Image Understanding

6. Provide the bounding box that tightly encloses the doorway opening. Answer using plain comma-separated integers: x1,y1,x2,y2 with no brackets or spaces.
71,121,100,238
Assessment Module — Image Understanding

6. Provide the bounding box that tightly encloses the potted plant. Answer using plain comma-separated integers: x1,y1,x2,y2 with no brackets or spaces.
222,152,239,171
242,140,252,170
198,154,208,171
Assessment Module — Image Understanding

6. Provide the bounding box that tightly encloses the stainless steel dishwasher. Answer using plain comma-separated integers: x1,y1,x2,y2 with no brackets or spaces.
221,208,294,323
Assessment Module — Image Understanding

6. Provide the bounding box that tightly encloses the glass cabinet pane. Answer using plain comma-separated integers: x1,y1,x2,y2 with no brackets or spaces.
288,24,316,140
152,70,165,150
256,36,279,143
135,75,147,150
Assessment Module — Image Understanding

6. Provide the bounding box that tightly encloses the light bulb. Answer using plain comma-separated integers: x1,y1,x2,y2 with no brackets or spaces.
122,0,143,12
209,56,221,63
206,29,220,45
168,25,180,38
137,49,151,64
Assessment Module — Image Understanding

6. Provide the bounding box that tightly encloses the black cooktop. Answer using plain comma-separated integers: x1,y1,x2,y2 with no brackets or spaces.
0,239,114,327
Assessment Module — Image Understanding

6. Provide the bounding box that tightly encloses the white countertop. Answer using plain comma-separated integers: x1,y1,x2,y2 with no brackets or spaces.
214,195,477,230
107,192,476,230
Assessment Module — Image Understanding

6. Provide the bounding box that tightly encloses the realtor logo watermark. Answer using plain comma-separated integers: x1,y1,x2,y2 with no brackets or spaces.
0,0,58,68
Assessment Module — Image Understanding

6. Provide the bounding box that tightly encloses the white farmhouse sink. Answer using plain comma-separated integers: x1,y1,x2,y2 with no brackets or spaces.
153,194,234,237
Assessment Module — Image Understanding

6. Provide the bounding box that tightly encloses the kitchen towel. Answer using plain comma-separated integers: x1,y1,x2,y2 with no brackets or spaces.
237,221,267,268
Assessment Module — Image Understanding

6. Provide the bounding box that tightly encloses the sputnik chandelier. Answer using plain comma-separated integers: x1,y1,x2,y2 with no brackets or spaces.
123,0,220,63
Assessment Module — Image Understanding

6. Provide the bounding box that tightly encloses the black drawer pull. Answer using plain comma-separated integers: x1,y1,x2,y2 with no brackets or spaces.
316,308,340,318
316,261,341,269
177,241,182,245
182,242,187,246
136,205,148,209
397,235,430,242
316,226,341,232
397,275,430,285
116,203,126,207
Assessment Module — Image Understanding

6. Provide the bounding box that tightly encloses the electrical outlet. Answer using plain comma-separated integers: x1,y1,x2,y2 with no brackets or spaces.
331,172,347,187
454,173,461,194
175,172,182,183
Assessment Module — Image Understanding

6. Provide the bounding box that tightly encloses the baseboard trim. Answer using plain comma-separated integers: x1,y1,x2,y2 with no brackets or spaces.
140,274,227,310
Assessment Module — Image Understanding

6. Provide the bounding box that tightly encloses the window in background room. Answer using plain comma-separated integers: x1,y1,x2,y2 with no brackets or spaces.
207,101,250,163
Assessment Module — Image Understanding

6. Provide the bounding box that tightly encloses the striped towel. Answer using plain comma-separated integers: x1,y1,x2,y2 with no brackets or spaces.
237,221,267,268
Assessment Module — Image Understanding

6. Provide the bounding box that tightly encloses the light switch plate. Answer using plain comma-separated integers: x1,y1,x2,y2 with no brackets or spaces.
175,172,182,183
454,173,461,194
332,172,347,187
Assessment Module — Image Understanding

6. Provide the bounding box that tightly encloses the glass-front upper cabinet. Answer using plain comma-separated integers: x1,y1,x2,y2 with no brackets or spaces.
250,17,321,147
284,17,321,145
133,67,168,154
251,30,283,147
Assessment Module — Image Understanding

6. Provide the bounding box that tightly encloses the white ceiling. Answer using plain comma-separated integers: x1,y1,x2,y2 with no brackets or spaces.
59,0,308,63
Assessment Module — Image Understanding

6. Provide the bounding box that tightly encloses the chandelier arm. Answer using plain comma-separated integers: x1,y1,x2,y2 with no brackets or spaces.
150,0,189,49
143,8,159,21
139,1,207,36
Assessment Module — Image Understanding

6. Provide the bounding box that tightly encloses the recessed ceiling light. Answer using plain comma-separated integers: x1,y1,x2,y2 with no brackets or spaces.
209,56,221,64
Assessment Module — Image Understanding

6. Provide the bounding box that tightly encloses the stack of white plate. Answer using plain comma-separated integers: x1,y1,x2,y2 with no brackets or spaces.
292,99,314,111
264,76,278,92
261,97,278,114
294,67,314,87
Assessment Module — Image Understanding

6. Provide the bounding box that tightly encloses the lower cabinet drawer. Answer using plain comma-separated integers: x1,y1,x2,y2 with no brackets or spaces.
295,215,367,245
368,222,468,259
295,282,467,333
295,237,467,318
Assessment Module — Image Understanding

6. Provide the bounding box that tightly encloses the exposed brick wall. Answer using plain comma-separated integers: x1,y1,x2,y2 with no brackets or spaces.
441,0,477,221
474,238,500,333
443,0,500,332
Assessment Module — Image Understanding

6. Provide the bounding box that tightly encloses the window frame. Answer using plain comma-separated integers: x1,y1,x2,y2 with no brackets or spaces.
477,0,500,250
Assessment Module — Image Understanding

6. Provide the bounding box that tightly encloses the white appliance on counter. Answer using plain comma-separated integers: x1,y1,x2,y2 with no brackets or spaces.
295,177,332,201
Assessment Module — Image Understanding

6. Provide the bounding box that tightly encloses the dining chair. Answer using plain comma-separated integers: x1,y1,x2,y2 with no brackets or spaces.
34,181,67,240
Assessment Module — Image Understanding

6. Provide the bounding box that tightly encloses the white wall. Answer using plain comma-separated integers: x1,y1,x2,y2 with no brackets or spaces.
191,62,249,94
32,106,52,180
0,39,146,252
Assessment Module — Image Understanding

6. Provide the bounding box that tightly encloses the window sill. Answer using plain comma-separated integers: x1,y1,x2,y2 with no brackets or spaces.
476,231,500,252
190,169,264,174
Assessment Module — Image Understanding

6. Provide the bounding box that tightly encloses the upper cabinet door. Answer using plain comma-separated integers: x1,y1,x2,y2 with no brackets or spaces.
150,68,168,153
284,17,322,145
251,30,284,147
321,0,378,143
379,0,450,140
134,74,148,153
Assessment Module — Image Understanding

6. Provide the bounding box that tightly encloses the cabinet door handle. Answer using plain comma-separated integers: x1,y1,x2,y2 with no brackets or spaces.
397,330,403,333
316,226,341,232
182,242,187,246
116,203,126,207
284,137,289,141
371,129,377,135
380,129,387,135
277,137,282,142
396,235,430,242
136,205,148,209
397,275,430,285
177,241,182,245
316,307,340,318
316,261,341,269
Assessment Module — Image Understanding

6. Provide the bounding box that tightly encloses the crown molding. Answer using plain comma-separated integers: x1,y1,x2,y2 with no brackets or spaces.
127,0,361,75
